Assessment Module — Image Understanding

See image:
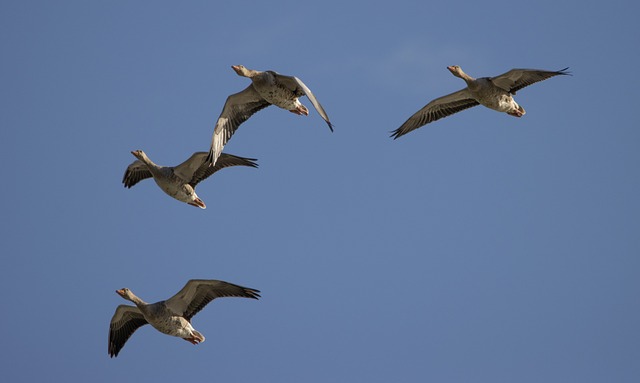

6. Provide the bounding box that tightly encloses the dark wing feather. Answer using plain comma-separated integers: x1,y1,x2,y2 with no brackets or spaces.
122,160,152,188
189,153,258,187
207,86,271,166
391,89,479,139
490,67,570,94
164,279,261,321
108,305,148,358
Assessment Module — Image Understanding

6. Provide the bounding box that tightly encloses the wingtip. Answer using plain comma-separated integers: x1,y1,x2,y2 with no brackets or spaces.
248,288,261,299
108,345,119,358
389,129,403,140
326,121,334,132
558,67,572,75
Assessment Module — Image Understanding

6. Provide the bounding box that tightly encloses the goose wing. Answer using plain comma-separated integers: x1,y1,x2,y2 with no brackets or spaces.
164,279,260,321
490,67,570,94
276,74,334,132
186,152,258,188
122,160,152,188
171,152,208,183
207,86,271,166
108,305,148,358
391,89,479,139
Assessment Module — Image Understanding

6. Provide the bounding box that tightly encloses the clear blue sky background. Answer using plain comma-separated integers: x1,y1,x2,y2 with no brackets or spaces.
2,1,639,382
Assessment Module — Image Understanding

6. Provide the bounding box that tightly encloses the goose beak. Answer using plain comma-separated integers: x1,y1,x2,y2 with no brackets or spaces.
116,289,125,297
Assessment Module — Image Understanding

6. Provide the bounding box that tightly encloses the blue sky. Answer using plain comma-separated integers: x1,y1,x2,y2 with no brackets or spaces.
2,0,639,382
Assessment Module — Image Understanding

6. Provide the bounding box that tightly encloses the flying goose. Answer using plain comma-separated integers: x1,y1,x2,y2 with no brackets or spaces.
108,279,260,357
391,66,570,138
123,150,257,209
207,65,333,166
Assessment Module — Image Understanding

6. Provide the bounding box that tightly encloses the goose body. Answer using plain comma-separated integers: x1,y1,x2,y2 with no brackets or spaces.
123,150,258,209
108,279,260,357
246,68,307,113
391,66,570,139
207,65,333,166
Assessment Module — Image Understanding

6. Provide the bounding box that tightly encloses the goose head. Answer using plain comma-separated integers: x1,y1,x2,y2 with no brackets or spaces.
130,150,147,161
447,65,474,81
447,65,464,77
116,288,136,302
231,65,257,78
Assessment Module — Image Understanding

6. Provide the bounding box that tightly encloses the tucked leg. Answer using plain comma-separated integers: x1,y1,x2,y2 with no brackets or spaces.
183,336,199,345
289,104,309,116
508,105,526,117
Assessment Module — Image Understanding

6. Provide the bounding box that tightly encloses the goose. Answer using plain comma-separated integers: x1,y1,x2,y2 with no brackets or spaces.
207,65,333,166
108,279,260,358
123,150,257,209
391,66,570,139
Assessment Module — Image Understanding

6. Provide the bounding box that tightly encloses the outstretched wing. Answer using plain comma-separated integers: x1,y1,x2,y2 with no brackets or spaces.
391,89,479,139
188,152,258,188
207,86,270,166
490,67,570,94
122,160,152,188
108,305,148,358
164,279,260,321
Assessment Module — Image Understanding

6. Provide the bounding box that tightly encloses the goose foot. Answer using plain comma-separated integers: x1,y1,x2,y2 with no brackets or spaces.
508,106,526,117
188,198,206,209
289,105,309,116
